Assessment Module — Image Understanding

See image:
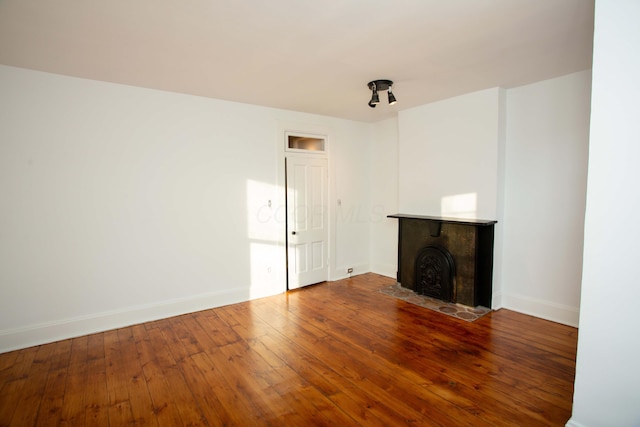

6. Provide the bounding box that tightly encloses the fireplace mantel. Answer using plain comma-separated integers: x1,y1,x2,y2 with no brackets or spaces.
388,213,497,308
387,214,497,226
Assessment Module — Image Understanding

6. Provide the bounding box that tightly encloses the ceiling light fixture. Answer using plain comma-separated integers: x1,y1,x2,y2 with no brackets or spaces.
367,79,396,108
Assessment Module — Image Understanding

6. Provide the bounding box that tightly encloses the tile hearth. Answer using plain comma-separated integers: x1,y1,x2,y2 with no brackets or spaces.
379,284,491,322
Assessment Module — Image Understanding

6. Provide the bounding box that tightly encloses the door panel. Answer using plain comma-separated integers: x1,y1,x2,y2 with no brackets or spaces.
286,156,328,289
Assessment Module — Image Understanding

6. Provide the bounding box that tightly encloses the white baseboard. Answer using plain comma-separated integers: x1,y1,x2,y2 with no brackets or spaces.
370,263,397,279
0,286,282,354
564,418,585,427
331,263,370,280
501,292,580,327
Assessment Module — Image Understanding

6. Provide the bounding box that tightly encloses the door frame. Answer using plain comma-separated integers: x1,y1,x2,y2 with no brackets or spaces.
276,123,333,292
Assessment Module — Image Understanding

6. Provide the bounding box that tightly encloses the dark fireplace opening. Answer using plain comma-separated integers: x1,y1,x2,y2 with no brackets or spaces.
415,246,455,302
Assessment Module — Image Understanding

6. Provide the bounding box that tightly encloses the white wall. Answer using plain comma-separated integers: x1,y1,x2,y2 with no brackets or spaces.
369,117,399,278
569,1,640,425
398,88,502,220
501,71,591,327
331,121,373,278
0,65,371,353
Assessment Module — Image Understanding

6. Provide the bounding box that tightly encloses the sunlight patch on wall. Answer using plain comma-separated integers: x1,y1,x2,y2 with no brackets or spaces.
247,180,284,240
441,193,477,218
248,242,282,298
246,179,284,298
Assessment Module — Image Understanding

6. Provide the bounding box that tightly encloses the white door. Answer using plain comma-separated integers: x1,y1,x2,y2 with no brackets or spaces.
286,156,328,289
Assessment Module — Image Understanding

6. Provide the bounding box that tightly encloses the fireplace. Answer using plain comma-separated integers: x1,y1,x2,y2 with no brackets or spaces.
415,245,455,302
388,214,497,308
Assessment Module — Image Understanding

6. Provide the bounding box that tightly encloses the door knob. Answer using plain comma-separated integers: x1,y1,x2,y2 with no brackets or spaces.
292,231,296,235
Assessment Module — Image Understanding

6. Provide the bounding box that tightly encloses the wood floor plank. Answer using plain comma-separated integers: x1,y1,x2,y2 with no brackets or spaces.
188,312,281,424
268,276,574,425
195,305,357,424
253,295,491,426
0,350,19,374
8,343,56,426
194,322,289,422
310,315,549,424
390,307,573,401
159,315,236,425
104,329,134,425
59,335,89,426
34,340,73,427
0,346,37,386
375,285,573,422
0,377,29,426
116,327,158,426
322,278,564,402
0,273,578,426
247,344,356,426
145,326,209,426
259,328,416,426
130,324,182,426
83,333,109,426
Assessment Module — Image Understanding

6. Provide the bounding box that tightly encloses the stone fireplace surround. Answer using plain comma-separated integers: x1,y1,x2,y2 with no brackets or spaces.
388,214,497,308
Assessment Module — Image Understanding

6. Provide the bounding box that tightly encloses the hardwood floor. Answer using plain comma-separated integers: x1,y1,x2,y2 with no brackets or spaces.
0,273,578,426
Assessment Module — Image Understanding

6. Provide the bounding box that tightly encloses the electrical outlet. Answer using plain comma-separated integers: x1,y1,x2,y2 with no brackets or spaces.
347,268,353,274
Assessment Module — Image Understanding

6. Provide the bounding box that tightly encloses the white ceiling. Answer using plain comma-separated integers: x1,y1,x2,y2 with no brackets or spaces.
0,0,594,122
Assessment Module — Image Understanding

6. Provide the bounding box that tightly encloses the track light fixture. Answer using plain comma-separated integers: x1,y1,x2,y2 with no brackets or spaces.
367,79,396,108
388,88,397,105
369,83,380,107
